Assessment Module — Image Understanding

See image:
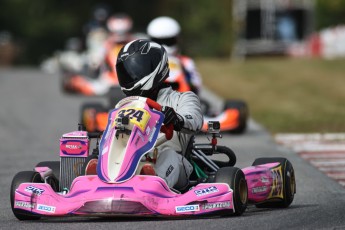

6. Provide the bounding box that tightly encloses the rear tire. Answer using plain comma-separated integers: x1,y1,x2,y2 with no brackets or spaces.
10,171,42,220
214,167,248,216
252,157,296,208
224,100,248,134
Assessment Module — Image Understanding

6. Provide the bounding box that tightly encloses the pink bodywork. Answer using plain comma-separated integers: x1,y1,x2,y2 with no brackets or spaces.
243,162,284,203
13,97,284,217
14,175,233,216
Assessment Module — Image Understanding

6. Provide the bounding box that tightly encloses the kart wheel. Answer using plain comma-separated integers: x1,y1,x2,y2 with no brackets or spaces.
252,157,296,208
224,100,248,134
10,171,42,220
215,167,248,216
108,86,125,108
80,103,106,132
35,161,60,192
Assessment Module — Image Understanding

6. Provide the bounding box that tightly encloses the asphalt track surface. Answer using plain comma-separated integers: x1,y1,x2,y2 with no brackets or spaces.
1,68,345,230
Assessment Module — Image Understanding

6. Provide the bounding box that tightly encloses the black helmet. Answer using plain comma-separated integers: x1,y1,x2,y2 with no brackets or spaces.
116,39,169,96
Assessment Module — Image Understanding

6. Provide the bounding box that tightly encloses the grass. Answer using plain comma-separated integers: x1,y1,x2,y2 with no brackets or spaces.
197,57,345,134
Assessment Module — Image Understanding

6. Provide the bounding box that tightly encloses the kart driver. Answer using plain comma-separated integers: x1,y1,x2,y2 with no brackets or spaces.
115,39,203,189
147,16,202,95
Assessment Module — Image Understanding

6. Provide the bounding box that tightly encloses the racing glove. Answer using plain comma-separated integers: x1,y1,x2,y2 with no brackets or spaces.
161,106,184,131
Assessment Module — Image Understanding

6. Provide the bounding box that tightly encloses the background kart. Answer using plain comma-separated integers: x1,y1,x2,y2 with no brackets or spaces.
61,44,121,96
80,86,249,134
11,97,295,220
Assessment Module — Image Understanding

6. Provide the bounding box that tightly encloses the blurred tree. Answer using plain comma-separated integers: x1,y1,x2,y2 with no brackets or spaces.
156,0,232,57
316,0,345,29
0,0,234,64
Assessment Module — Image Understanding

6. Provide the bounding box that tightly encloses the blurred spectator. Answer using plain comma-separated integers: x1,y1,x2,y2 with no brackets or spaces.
277,14,297,42
288,25,345,59
0,31,18,66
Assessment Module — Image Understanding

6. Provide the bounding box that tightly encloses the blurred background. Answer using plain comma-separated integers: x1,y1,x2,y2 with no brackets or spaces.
2,0,345,64
0,0,344,133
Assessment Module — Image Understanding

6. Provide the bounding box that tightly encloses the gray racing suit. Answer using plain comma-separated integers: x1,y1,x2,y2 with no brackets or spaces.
154,86,203,189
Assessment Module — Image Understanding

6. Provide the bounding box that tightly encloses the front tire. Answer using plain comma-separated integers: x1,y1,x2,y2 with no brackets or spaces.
252,157,296,208
10,171,42,220
35,161,60,192
214,167,248,216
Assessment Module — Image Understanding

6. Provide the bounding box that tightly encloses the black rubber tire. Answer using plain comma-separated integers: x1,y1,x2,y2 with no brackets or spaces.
10,171,42,220
108,86,125,108
214,167,248,216
252,157,296,208
80,102,107,132
35,161,60,192
36,161,60,180
223,100,249,134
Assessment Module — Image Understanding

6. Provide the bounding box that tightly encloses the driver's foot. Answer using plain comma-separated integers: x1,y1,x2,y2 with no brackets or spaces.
140,163,156,176
85,159,98,175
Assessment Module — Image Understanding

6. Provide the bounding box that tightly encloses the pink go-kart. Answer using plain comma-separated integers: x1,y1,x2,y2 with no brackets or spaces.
11,96,296,220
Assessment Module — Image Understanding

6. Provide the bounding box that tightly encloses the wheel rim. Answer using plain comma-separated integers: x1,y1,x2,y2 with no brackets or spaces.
290,169,296,194
239,178,248,204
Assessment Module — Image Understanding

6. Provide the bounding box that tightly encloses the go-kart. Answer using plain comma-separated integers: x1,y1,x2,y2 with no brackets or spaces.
11,96,295,220
61,44,122,96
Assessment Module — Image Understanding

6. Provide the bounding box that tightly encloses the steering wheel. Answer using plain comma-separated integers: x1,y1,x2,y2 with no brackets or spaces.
146,98,174,140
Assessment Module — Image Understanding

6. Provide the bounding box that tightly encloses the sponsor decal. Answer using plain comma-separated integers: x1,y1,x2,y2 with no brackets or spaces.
25,186,44,196
175,204,200,213
148,127,156,142
37,204,56,213
65,144,82,149
269,166,284,198
261,176,269,183
15,201,34,209
161,66,169,78
60,140,87,156
165,165,174,177
252,186,267,194
202,201,231,210
184,115,193,120
145,126,151,135
194,186,219,197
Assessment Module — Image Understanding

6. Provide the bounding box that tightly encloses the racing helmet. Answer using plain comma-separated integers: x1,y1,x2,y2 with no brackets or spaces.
107,13,133,43
147,16,181,55
116,39,170,97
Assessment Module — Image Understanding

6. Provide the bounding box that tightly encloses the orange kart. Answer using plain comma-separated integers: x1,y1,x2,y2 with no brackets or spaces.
61,44,122,96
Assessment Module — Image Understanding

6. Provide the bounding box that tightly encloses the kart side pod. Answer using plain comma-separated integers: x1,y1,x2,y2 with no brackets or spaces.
59,131,90,191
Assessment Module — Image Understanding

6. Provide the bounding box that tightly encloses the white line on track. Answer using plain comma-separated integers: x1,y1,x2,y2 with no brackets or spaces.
275,133,345,188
